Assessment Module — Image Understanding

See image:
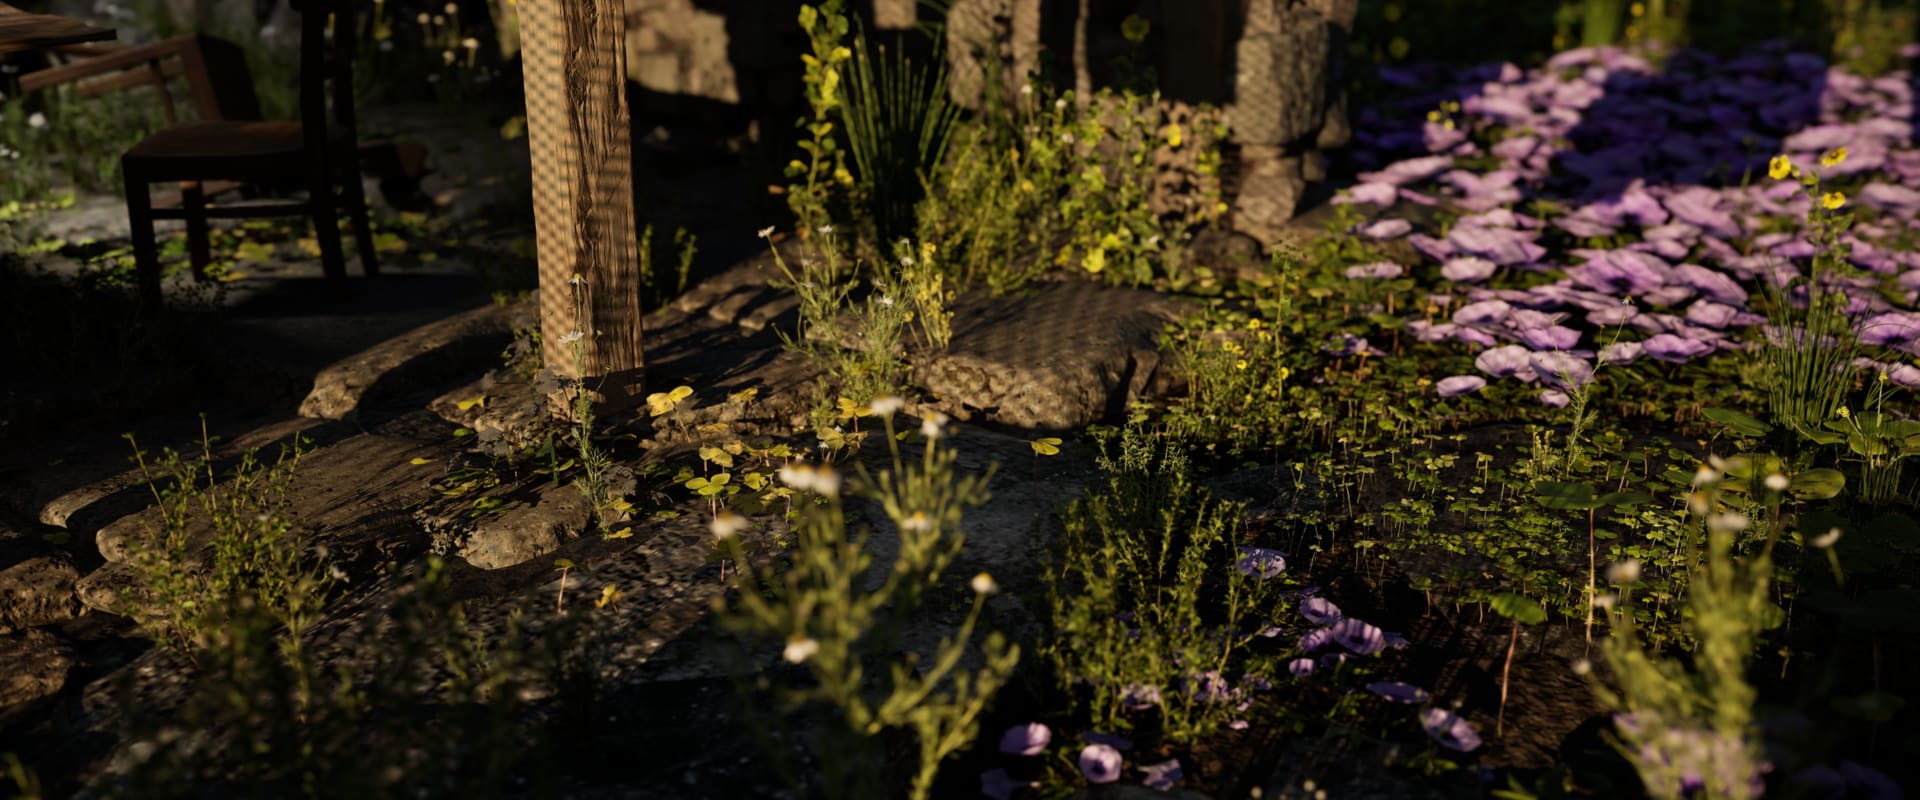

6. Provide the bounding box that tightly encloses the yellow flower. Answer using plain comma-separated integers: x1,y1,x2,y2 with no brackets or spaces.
1084,248,1106,274
1235,359,1248,370
1120,14,1150,44
1163,124,1183,149
1768,155,1792,180
1820,146,1848,167
1821,192,1846,210
1838,405,1851,419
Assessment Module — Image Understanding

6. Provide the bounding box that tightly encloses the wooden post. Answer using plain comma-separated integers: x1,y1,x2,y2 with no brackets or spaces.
520,0,645,414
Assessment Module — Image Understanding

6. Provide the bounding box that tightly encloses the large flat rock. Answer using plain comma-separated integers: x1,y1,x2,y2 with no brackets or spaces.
914,281,1188,431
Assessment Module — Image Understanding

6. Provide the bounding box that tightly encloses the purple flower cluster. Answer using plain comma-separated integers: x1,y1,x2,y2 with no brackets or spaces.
1339,44,1920,400
1280,591,1483,754
1612,712,1771,799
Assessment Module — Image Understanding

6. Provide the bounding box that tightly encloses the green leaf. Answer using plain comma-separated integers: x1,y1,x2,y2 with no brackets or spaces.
1789,468,1846,500
1701,407,1772,438
1490,593,1547,625
1534,481,1602,510
1596,492,1656,507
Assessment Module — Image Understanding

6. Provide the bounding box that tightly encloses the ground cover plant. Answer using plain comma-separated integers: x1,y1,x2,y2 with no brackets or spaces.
9,1,1920,798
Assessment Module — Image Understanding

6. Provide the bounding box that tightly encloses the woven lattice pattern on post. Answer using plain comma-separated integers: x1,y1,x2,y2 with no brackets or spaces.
522,0,643,411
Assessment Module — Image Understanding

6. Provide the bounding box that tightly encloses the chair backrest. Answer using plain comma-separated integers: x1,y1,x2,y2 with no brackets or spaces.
291,0,357,157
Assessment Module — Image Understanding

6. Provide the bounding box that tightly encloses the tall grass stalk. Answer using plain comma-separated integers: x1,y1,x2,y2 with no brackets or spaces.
1760,152,1860,439
842,20,961,247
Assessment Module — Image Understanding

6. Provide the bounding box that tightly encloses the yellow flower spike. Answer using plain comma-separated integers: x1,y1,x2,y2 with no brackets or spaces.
1821,146,1848,167
1822,192,1846,210
1768,155,1792,180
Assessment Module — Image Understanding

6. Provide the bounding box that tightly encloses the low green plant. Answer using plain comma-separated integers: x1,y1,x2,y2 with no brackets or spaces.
786,0,856,238
716,404,1018,800
1044,424,1281,743
2,753,42,800
0,83,170,203
122,423,334,665
553,275,638,536
104,556,597,799
761,229,917,423
1591,458,1808,800
1161,286,1300,453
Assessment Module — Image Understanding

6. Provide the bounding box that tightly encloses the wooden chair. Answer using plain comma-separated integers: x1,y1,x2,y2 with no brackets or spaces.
122,0,377,307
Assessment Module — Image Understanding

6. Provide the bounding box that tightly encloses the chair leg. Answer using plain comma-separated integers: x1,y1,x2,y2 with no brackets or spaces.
123,165,162,308
341,169,380,277
306,164,348,295
182,181,212,282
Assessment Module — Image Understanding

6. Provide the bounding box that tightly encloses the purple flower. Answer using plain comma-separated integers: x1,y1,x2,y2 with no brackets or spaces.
1642,332,1713,363
1520,324,1583,351
1858,311,1920,351
1228,719,1249,730
1188,671,1233,704
1476,345,1538,381
1081,731,1134,751
1529,351,1594,390
1358,155,1454,186
1331,618,1386,655
999,722,1051,756
1297,627,1334,652
1421,708,1483,752
1449,224,1545,265
1344,261,1405,279
1599,341,1644,364
1441,257,1497,282
1685,301,1742,329
981,768,1027,800
1288,657,1316,677
1859,182,1920,214
1836,761,1902,800
1436,375,1487,397
1139,758,1184,791
1673,263,1748,306
1454,299,1512,327
1366,681,1432,704
1355,219,1413,240
1120,683,1162,711
1301,596,1343,625
1570,249,1672,296
1241,673,1274,692
1339,182,1400,206
1541,389,1571,408
1236,546,1287,579
1663,186,1740,238
1079,744,1124,784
